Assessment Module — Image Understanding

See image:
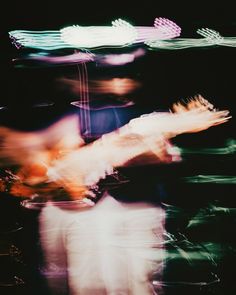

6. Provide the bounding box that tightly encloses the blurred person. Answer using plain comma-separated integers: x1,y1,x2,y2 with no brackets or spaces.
0,96,230,295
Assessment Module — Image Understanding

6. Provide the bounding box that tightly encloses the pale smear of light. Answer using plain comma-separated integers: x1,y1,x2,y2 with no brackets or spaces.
9,18,181,50
60,25,137,48
40,194,165,294
60,77,141,96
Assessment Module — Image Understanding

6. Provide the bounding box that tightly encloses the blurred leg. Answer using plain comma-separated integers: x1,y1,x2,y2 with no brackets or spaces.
66,193,165,295
39,204,71,295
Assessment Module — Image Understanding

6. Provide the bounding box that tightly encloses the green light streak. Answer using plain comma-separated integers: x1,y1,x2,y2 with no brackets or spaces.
182,175,236,184
179,139,236,155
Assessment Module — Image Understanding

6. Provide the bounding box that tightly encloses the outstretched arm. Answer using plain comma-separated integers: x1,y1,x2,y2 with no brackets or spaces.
49,96,230,199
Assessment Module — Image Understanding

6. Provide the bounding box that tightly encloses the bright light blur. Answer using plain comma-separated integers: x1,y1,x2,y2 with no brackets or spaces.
60,24,137,48
60,77,142,96
9,17,181,50
12,48,146,68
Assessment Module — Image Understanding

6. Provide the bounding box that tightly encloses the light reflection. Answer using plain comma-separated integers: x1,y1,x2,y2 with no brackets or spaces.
12,48,146,68
9,17,181,50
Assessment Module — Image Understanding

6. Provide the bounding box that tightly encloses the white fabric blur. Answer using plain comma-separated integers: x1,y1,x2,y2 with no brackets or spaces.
39,193,165,295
